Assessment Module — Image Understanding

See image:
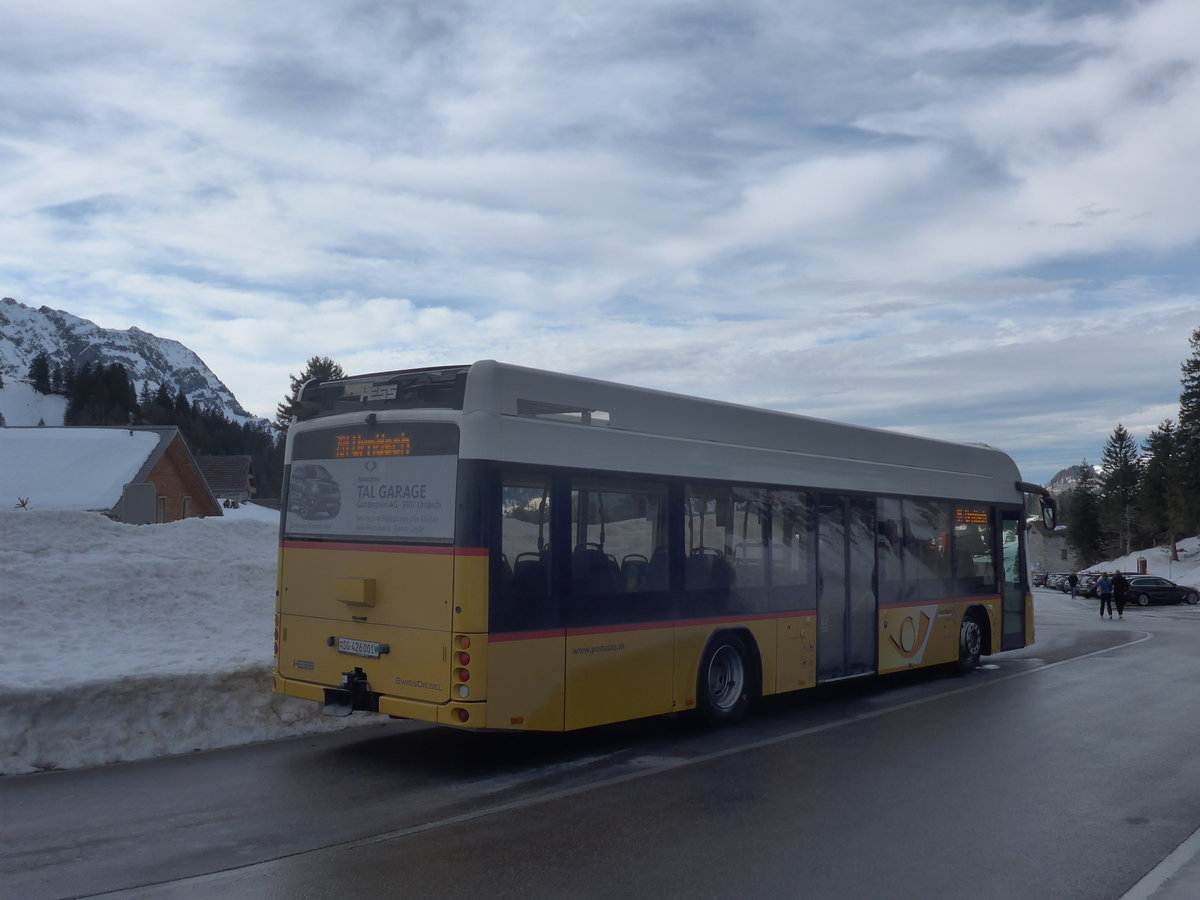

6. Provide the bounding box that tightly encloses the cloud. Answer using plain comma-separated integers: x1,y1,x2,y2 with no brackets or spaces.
0,0,1195,484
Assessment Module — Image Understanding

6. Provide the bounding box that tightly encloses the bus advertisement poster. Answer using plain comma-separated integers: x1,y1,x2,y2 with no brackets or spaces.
285,454,457,541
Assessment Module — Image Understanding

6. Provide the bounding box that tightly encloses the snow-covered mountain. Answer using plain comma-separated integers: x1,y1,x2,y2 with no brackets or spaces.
0,297,261,425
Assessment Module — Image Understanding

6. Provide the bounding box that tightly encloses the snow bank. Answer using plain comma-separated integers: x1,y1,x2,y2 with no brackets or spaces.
1086,536,1200,586
0,506,372,776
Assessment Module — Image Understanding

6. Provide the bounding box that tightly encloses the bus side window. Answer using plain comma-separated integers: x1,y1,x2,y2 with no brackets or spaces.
498,473,553,630
570,480,667,591
568,478,669,625
902,499,954,602
952,510,996,595
767,490,813,611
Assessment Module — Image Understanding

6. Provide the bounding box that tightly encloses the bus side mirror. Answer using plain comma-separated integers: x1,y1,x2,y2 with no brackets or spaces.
1041,498,1056,530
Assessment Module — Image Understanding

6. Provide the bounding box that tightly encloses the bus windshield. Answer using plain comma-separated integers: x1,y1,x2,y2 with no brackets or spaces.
283,421,459,543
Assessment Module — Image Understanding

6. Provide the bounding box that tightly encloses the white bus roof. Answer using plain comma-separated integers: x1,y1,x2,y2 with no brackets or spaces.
305,360,1027,505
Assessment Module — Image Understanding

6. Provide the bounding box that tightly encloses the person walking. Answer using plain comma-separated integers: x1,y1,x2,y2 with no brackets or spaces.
1068,571,1079,598
1097,572,1114,619
1113,572,1129,619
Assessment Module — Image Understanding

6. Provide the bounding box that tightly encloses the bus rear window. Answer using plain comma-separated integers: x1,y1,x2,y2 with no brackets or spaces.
284,422,459,542
297,367,469,419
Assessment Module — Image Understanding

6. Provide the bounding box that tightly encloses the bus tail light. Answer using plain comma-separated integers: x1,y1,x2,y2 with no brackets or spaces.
454,635,473,688
456,708,469,723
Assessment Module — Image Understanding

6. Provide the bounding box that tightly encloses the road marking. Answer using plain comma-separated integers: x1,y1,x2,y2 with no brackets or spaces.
1119,826,1200,900
85,631,1158,898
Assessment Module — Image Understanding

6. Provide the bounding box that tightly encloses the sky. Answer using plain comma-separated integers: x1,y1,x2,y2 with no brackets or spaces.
3,502,1198,775
1,0,1198,484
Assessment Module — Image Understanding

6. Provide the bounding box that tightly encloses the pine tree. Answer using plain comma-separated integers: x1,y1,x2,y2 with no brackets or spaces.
27,352,52,394
64,362,94,424
1138,421,1179,559
275,356,345,430
1097,424,1142,557
1067,462,1104,566
64,362,140,425
1175,326,1200,537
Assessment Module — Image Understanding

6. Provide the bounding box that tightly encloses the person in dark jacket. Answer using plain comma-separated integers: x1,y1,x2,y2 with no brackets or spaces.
1068,572,1079,598
1113,572,1129,619
1096,573,1114,619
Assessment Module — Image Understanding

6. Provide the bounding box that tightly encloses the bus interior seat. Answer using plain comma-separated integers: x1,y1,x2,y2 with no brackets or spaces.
620,553,649,592
512,551,549,596
572,544,620,595
686,547,734,592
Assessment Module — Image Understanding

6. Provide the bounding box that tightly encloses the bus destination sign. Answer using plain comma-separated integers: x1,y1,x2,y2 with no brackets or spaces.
955,507,989,525
335,432,413,458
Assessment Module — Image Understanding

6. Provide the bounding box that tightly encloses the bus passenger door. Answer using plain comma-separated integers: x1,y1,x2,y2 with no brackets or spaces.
1000,512,1025,650
817,495,877,681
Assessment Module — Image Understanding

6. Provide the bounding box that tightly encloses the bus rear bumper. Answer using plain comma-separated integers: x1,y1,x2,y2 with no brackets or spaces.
272,672,487,728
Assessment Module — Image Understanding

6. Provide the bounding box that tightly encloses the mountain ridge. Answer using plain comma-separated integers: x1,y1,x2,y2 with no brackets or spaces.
0,297,264,427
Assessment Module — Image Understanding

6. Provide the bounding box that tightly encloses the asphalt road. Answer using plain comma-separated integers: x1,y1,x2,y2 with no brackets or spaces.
3,589,1199,900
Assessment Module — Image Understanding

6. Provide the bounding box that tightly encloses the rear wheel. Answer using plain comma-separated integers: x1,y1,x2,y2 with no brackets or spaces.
956,615,983,674
1136,593,1151,607
697,634,752,726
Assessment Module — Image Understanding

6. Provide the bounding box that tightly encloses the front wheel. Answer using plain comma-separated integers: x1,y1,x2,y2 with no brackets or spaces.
1184,591,1199,605
1136,593,1151,607
696,634,753,726
956,615,983,675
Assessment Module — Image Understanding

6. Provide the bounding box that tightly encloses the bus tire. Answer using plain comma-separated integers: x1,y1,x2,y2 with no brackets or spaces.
697,633,753,726
956,614,983,675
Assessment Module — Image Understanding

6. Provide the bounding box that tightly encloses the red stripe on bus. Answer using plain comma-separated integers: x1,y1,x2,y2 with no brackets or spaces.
489,629,566,643
490,610,818,643
279,540,488,556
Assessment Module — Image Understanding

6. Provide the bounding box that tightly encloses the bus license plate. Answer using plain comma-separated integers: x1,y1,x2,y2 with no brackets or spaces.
337,637,382,659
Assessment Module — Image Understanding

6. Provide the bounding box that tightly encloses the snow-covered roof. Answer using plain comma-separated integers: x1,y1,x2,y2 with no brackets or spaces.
0,426,174,512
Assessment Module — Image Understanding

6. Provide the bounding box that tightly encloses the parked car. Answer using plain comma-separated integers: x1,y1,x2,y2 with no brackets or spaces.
1032,573,1047,587
1045,573,1069,591
1123,576,1199,606
1077,573,1103,598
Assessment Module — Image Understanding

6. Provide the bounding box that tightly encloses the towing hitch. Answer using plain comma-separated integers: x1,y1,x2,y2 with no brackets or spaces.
323,667,379,717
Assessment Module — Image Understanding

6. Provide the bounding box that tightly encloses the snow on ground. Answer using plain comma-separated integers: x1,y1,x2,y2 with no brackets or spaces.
0,379,68,428
0,504,373,776
2,502,1198,777
0,376,67,427
1080,537,1200,588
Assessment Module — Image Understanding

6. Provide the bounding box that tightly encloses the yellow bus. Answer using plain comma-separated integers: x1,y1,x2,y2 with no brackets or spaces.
273,361,1055,730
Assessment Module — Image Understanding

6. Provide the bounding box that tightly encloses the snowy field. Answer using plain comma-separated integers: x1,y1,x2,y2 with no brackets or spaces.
0,504,374,776
2,503,1198,777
